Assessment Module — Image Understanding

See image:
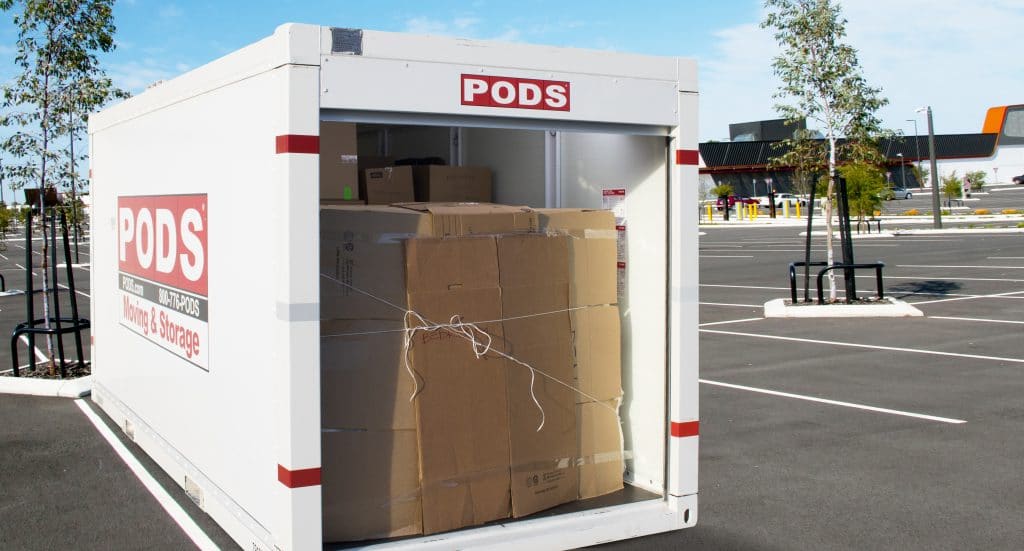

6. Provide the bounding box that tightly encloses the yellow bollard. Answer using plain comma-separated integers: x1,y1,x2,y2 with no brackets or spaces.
795,201,801,218
750,204,757,220
783,200,790,218
706,203,713,220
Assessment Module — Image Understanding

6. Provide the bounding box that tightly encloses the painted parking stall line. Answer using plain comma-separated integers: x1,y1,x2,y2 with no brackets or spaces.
701,328,1024,364
700,379,967,424
74,400,219,550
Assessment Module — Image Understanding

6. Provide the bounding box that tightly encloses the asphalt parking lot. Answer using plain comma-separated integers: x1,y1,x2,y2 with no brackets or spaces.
2,223,1023,550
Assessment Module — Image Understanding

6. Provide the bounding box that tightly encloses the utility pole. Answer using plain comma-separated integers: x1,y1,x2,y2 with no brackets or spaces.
921,106,942,229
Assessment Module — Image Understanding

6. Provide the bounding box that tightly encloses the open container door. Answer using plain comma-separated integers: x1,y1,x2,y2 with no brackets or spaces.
318,25,699,549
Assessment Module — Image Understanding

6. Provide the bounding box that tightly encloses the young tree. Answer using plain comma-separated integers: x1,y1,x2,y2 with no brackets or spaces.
839,162,885,220
942,171,963,206
763,0,888,300
0,0,125,373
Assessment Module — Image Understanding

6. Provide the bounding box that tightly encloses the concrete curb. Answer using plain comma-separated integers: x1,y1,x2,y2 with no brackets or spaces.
764,297,923,318
0,374,92,398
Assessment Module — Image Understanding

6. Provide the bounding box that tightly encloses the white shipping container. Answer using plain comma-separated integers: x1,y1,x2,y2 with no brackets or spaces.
89,23,699,550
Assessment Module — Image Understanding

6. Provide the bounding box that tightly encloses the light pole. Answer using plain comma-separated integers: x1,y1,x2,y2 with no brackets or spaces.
907,118,921,183
897,153,906,189
917,106,942,229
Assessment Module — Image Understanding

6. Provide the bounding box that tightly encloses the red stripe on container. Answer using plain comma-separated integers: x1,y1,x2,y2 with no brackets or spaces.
275,135,319,154
278,465,321,488
670,421,699,438
675,149,699,165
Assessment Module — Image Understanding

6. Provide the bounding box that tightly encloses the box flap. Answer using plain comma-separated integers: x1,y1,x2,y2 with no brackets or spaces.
497,234,578,517
405,237,512,535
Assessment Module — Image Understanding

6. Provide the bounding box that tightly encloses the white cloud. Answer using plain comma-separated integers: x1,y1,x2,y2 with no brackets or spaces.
403,16,450,36
403,15,522,43
699,20,778,141
107,59,187,93
158,4,183,19
698,0,1024,140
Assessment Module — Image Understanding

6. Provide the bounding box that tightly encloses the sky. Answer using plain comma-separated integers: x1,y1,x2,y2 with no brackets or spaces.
2,0,1023,143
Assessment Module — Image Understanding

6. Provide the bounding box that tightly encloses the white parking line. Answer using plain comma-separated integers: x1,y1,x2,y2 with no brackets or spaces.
699,318,764,327
700,302,763,308
700,328,1024,364
701,283,792,291
57,283,90,299
898,264,1024,269
75,400,219,551
700,255,755,258
930,316,1024,325
988,257,1024,260
700,379,967,424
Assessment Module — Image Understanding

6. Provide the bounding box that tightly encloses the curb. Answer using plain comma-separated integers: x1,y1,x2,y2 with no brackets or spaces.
0,374,92,398
764,297,923,318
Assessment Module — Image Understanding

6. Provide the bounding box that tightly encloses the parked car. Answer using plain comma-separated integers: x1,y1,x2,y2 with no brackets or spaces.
883,186,913,200
1013,174,1024,185
764,192,808,208
716,195,760,210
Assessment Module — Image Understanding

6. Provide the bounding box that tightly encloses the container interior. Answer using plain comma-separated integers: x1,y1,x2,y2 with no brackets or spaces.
319,115,671,543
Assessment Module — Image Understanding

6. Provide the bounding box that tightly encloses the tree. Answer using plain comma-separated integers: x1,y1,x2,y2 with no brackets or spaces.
965,169,986,193
942,171,963,206
910,164,929,189
0,0,125,374
769,127,827,198
763,0,889,300
839,162,884,220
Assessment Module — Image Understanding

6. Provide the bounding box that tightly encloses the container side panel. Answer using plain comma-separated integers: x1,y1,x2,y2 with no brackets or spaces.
320,56,678,127
669,90,700,498
272,64,323,551
462,128,546,207
559,132,667,493
90,64,310,549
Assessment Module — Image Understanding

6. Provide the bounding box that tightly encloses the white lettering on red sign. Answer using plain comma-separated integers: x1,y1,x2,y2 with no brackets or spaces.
461,74,570,111
118,194,210,371
118,194,207,296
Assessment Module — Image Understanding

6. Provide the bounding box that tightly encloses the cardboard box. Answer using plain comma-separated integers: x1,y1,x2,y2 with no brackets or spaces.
361,166,415,205
405,237,513,534
412,166,492,203
538,208,624,499
497,235,579,517
578,399,625,499
320,203,537,322
320,121,359,201
320,319,422,542
322,429,422,542
319,204,620,540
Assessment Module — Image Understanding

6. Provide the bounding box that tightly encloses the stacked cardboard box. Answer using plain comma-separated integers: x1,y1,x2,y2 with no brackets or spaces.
412,166,492,202
320,203,622,542
537,209,624,499
319,122,359,201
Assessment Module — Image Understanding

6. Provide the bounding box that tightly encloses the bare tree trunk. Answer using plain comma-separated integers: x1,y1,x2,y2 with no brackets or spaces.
826,135,837,301
39,17,56,374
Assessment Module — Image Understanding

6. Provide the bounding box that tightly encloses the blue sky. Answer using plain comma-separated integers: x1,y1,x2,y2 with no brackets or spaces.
3,0,1024,142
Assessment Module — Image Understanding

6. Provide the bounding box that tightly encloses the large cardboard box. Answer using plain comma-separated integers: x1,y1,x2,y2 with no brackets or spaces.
538,209,624,499
361,166,415,205
412,166,492,203
320,122,359,201
320,204,620,541
495,235,579,518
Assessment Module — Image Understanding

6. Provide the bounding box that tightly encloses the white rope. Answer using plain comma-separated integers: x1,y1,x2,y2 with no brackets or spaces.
319,272,619,431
